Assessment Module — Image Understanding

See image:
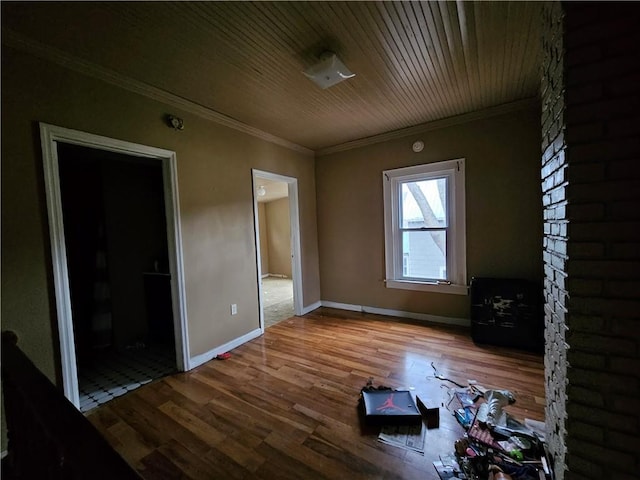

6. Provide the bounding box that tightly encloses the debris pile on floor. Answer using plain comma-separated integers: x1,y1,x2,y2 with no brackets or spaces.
357,367,552,480
432,370,552,480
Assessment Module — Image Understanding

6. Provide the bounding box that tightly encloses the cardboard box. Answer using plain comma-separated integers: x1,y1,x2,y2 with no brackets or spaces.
361,390,422,425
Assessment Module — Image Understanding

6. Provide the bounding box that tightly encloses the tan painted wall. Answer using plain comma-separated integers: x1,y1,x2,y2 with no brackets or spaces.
316,107,543,320
0,45,320,384
265,198,292,277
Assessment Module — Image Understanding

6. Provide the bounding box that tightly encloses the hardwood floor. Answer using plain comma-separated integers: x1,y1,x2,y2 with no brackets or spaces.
87,307,545,480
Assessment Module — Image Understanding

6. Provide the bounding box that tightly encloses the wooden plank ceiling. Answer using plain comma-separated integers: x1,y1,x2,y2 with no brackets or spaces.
2,1,542,152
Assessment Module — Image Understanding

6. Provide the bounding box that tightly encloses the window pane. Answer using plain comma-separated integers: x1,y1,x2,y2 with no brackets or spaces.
402,230,446,280
400,178,447,229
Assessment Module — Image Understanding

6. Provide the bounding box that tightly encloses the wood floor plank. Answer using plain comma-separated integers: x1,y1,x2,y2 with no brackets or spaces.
157,401,227,447
110,393,219,458
157,440,245,480
107,420,155,469
205,390,316,442
161,375,218,404
263,430,357,479
196,372,298,417
311,422,410,470
87,308,545,479
209,434,267,474
252,441,324,480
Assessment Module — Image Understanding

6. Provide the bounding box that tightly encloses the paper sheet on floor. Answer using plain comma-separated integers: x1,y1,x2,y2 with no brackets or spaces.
378,423,426,454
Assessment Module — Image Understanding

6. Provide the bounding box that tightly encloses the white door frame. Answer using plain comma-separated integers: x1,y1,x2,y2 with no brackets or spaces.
40,122,190,408
252,169,303,330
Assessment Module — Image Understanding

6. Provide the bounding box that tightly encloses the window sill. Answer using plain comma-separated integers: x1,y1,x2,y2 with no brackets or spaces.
385,279,469,295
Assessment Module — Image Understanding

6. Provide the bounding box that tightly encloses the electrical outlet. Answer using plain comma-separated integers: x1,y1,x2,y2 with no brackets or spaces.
231,304,237,315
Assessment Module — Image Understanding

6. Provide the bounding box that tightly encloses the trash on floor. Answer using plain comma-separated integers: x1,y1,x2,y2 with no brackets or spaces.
429,365,553,480
356,371,552,480
416,395,440,429
378,423,427,455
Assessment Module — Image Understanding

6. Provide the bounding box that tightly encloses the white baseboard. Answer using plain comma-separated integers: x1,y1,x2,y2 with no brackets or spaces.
320,301,362,312
186,300,466,370
187,328,262,370
301,300,322,315
320,301,470,327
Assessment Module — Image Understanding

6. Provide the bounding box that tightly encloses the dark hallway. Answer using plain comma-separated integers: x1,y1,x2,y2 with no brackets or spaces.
58,143,176,411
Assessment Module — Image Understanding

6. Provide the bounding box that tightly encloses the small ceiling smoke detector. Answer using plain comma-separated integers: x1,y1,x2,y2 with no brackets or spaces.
256,185,266,197
303,52,355,89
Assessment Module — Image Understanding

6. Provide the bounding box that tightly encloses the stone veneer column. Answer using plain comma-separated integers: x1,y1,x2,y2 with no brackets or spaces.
541,3,640,479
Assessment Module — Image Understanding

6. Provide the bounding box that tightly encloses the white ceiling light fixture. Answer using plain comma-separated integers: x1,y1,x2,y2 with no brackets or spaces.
303,51,355,89
256,185,266,197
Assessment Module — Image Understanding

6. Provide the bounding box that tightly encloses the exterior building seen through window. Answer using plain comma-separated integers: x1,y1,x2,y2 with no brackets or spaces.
383,158,466,295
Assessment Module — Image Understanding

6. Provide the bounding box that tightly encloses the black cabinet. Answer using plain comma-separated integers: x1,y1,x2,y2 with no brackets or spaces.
470,277,544,352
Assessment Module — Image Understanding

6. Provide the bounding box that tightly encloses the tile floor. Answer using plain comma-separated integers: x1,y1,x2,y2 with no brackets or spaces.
78,343,175,413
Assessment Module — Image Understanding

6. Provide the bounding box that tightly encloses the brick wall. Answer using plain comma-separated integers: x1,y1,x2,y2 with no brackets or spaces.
541,3,568,477
542,3,640,479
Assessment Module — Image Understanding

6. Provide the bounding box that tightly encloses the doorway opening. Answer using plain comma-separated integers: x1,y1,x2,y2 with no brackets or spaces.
252,170,303,329
41,123,189,410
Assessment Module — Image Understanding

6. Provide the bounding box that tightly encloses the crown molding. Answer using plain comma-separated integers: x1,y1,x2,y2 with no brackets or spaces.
316,97,540,157
3,29,538,159
2,29,313,156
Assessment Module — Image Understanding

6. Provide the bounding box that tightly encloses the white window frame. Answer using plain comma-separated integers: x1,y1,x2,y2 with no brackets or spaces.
383,158,467,295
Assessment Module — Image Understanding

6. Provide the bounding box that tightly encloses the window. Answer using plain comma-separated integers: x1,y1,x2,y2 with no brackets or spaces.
383,158,467,295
